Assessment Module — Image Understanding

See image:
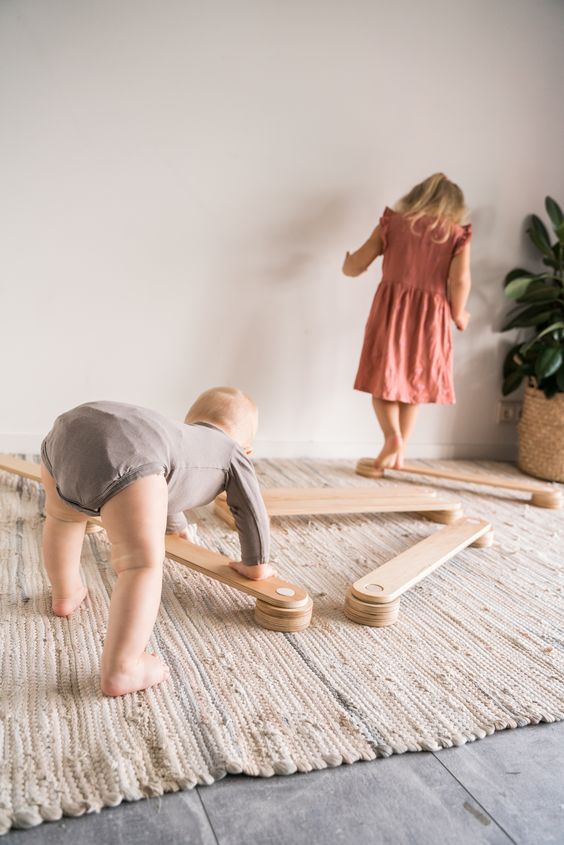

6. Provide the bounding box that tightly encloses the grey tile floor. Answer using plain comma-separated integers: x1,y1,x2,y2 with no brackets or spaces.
3,721,563,844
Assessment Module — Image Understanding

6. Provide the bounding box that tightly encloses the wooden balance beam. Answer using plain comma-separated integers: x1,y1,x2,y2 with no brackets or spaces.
355,458,562,509
344,516,493,628
214,485,465,528
0,454,313,633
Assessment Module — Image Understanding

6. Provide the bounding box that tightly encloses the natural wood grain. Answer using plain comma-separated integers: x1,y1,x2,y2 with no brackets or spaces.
355,458,562,509
351,516,492,604
0,454,312,630
214,486,463,524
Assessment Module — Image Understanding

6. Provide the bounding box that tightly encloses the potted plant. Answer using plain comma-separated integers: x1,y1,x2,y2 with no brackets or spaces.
501,196,564,482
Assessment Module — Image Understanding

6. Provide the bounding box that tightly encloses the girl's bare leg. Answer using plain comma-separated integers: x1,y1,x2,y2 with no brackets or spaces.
371,398,402,468
41,463,89,616
99,474,170,697
397,403,420,468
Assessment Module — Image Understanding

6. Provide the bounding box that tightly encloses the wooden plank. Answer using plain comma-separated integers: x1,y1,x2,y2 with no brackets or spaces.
0,454,41,481
215,486,462,519
355,458,562,508
0,454,312,620
351,517,492,603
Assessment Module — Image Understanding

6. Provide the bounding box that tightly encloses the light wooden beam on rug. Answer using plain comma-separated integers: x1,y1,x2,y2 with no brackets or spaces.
0,454,313,633
355,458,562,509
344,516,494,628
214,486,464,528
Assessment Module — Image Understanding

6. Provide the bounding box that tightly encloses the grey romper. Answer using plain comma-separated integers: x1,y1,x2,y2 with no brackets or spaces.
41,401,270,566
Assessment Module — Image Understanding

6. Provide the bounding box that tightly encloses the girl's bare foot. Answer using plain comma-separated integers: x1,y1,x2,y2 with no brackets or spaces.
101,652,170,697
228,561,277,580
52,585,89,617
393,449,405,469
374,433,403,469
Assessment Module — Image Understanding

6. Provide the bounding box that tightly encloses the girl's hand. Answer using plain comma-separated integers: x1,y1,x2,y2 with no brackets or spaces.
176,528,192,540
454,310,471,331
228,561,277,580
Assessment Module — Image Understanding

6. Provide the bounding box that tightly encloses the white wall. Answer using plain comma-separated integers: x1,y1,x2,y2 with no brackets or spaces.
1,0,563,459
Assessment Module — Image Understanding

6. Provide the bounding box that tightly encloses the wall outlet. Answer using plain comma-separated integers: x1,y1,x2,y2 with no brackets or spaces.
496,400,522,424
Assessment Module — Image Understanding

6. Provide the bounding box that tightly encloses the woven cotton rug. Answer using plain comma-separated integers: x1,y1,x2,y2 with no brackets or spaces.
1,458,563,834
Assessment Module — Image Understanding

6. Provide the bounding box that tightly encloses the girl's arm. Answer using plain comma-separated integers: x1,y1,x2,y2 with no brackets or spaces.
448,242,472,330
342,225,383,277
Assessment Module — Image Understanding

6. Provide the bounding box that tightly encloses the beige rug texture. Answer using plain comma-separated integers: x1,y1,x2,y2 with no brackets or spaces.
1,458,563,834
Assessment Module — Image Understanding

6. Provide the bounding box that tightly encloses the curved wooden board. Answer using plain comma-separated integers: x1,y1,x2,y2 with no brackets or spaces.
351,516,492,603
0,454,310,609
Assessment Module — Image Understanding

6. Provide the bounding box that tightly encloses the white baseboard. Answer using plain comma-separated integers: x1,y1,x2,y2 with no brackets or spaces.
0,433,517,463
253,440,518,461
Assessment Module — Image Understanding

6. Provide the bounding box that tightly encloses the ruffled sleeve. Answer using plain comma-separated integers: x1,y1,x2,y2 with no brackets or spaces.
453,223,472,256
379,206,394,251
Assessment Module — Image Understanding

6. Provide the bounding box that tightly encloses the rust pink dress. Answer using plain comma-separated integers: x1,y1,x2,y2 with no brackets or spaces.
354,207,471,404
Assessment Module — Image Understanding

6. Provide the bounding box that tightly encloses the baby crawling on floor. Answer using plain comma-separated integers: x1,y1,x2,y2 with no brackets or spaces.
40,386,273,697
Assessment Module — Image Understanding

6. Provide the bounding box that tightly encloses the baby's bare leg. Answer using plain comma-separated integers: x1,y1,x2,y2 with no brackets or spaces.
99,474,169,697
41,463,89,616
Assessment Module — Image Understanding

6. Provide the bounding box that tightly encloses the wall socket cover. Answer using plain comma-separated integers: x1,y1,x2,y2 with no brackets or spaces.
496,400,522,424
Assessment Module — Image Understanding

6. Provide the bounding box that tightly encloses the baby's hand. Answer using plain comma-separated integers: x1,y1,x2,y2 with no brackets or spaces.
454,310,471,331
228,561,277,581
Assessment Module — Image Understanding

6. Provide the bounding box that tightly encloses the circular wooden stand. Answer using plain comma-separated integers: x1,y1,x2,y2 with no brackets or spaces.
530,489,563,509
470,528,495,548
343,588,401,628
422,507,463,524
355,459,385,479
254,597,313,632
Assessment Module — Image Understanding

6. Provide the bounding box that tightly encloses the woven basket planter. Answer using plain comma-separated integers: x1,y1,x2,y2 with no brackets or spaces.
518,384,564,482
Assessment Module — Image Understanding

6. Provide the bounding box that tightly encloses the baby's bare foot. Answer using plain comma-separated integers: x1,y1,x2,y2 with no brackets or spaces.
101,652,170,697
52,586,88,617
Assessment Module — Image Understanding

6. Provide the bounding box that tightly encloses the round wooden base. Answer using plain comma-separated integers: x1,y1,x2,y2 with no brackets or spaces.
355,459,385,479
470,528,495,548
85,522,104,534
343,588,401,627
422,507,463,524
530,489,563,509
254,597,313,632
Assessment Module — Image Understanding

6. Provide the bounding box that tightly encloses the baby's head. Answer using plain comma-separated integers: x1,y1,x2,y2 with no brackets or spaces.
185,386,258,452
396,173,467,234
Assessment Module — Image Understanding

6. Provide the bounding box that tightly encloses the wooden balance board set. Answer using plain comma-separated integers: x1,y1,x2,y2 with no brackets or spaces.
0,455,312,634
355,458,563,509
0,453,508,633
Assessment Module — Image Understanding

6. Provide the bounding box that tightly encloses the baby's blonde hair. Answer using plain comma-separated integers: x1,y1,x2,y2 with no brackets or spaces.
185,386,258,446
395,173,467,242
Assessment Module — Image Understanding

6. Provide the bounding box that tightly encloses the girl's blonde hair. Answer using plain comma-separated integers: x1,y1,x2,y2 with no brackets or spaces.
395,173,467,242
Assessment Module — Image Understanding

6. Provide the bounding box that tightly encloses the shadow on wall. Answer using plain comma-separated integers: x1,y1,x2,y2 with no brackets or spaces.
221,193,351,439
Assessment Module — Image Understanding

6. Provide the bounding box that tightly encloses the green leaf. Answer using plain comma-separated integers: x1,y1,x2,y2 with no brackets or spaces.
502,369,524,396
521,321,564,354
527,215,555,258
504,267,534,286
556,221,564,246
556,364,564,392
502,307,558,330
517,286,563,305
535,348,563,380
545,196,564,231
504,276,537,299
502,344,523,377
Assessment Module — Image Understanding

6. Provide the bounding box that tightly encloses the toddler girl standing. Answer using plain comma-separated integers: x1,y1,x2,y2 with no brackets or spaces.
343,173,472,469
